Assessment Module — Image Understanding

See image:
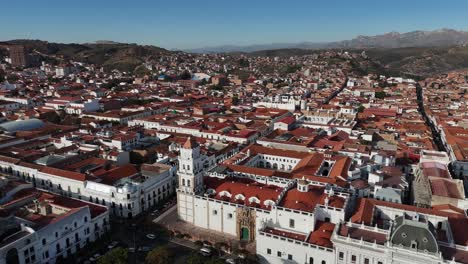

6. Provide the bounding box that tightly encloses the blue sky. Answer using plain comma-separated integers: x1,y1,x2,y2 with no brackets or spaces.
2,0,468,49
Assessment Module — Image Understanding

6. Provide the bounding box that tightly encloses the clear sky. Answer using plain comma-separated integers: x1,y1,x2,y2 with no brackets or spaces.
2,0,468,50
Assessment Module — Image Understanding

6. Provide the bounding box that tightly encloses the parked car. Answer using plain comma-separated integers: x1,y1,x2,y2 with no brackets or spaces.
226,258,236,264
151,209,159,216
200,247,212,257
138,246,151,252
107,241,118,249
146,233,156,240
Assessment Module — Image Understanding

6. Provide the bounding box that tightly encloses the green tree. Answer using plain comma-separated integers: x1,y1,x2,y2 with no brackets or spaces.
97,248,128,264
231,95,239,105
145,246,172,264
186,253,204,264
238,58,250,67
204,259,225,264
375,91,387,99
358,105,365,113
6,74,19,82
179,70,192,80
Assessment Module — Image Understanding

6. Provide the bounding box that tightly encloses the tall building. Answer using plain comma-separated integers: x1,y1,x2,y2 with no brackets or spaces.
9,46,29,67
177,137,207,223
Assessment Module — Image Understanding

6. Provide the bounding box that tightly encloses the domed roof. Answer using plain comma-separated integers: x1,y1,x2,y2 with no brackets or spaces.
390,214,438,253
0,119,45,132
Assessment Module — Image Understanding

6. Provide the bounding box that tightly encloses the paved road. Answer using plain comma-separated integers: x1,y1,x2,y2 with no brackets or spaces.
75,197,199,263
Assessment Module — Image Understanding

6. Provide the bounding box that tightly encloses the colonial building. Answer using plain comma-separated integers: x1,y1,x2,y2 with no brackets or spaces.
0,182,109,264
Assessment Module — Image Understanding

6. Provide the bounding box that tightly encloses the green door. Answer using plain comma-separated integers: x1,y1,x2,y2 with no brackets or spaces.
241,227,249,241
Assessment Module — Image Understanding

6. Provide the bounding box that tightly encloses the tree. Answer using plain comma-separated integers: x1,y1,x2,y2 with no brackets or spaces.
6,74,19,83
358,105,365,113
238,58,249,67
186,253,204,264
199,78,208,86
179,70,192,80
97,248,128,264
145,246,171,264
375,91,387,99
231,95,239,105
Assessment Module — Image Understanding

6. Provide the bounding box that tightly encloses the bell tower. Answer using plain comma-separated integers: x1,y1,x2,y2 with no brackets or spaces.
178,137,203,194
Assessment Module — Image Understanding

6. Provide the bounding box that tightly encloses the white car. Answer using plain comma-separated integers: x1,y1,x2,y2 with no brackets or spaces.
146,233,156,240
200,247,212,257
151,209,159,216
226,258,236,264
107,241,118,249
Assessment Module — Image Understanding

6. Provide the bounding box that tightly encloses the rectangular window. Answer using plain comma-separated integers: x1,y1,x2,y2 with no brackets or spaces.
339,252,344,260
288,254,293,260
289,219,295,228
364,258,369,264
277,251,281,257
351,255,356,263
267,248,271,255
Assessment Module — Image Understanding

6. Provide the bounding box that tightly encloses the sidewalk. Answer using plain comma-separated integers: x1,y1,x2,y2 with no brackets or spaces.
153,204,177,223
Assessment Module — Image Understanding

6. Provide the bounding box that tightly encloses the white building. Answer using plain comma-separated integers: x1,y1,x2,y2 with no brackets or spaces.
0,156,176,219
253,94,306,111
177,139,352,264
0,187,109,264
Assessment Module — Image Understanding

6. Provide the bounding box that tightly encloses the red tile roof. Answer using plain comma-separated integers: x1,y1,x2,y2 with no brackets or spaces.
279,185,345,212
307,221,335,248
92,164,138,185
40,167,88,181
204,177,283,210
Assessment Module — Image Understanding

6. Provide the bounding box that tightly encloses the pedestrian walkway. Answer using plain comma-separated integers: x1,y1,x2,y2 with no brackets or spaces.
153,204,176,223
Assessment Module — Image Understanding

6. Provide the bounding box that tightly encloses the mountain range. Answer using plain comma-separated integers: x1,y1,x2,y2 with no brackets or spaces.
187,29,468,53
2,29,468,76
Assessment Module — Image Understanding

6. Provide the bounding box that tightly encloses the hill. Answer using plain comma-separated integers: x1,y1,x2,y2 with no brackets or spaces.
0,39,173,72
364,46,468,76
247,46,468,77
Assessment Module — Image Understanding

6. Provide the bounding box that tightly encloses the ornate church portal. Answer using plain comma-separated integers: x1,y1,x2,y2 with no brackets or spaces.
236,207,256,242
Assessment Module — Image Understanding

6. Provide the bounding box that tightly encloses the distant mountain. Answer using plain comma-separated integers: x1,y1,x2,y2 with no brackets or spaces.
186,42,327,54
187,29,468,53
0,39,173,72
328,29,468,49
87,40,122,45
